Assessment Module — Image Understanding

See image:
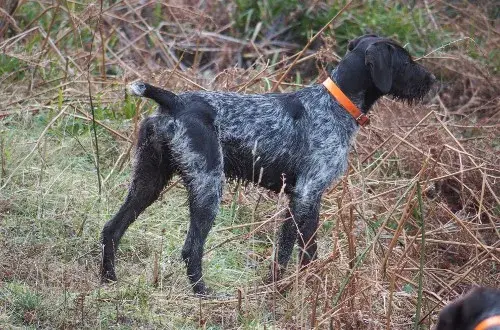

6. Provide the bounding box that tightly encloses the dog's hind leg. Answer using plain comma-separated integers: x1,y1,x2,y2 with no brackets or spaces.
101,117,175,282
181,173,222,295
173,119,223,295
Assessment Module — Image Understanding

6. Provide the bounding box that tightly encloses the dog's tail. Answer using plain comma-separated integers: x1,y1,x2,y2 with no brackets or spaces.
127,81,182,115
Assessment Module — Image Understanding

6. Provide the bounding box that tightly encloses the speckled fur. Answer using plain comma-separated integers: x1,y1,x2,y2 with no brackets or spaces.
101,35,435,294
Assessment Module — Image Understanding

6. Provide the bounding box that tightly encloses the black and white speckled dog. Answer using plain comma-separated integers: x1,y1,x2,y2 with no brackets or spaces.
101,34,435,294
435,287,500,330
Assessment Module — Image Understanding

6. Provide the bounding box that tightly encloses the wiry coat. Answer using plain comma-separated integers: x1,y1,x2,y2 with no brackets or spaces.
101,35,435,295
177,85,357,193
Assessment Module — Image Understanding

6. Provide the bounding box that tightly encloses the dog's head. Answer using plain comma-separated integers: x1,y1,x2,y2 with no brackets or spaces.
435,287,500,330
339,34,435,103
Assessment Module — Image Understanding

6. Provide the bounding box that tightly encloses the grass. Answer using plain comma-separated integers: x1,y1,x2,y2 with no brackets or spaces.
0,113,269,328
1,0,499,329
234,0,446,56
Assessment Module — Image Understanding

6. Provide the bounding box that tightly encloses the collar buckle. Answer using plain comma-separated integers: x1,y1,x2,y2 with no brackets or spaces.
356,114,370,126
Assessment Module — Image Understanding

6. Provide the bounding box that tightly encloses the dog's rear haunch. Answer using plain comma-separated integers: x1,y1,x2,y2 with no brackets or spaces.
101,34,435,295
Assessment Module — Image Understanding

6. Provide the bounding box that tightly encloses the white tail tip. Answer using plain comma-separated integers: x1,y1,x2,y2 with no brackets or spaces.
127,81,146,96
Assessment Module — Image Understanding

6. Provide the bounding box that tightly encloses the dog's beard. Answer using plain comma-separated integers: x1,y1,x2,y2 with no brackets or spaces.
391,79,435,105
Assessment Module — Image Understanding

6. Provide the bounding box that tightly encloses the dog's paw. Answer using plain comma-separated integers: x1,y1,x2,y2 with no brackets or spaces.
101,270,117,284
264,263,285,284
192,282,214,298
127,81,146,97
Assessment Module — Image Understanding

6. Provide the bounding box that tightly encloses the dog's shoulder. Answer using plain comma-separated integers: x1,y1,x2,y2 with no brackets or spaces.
269,92,306,121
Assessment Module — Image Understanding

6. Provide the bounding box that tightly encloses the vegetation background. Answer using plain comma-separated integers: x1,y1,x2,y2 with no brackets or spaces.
0,0,498,329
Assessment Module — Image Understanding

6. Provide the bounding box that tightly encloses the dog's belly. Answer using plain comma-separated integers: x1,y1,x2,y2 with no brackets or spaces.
221,140,297,193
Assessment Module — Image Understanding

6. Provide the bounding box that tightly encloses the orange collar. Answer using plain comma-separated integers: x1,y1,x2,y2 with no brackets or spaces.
475,316,500,330
322,77,369,126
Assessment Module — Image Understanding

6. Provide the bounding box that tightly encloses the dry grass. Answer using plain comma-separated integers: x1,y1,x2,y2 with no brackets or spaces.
0,0,499,329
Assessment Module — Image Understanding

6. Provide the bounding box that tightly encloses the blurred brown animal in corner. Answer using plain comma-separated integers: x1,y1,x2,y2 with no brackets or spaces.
435,287,500,330
0,0,18,38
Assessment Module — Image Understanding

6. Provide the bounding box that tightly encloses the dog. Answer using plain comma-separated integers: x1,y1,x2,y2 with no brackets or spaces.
101,34,435,294
435,287,500,330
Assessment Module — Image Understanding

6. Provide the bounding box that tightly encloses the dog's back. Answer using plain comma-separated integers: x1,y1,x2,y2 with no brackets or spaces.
133,84,357,192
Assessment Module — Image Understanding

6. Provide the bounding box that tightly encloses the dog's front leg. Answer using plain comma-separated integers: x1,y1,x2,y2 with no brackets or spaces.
268,192,322,282
268,208,296,282
291,194,322,267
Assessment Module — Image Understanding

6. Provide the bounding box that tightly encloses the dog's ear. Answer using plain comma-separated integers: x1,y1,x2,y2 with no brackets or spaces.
347,37,361,51
348,34,378,51
435,298,463,330
365,42,393,93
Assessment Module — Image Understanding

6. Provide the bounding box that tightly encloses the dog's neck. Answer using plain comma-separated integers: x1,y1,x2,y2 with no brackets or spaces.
330,67,383,114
